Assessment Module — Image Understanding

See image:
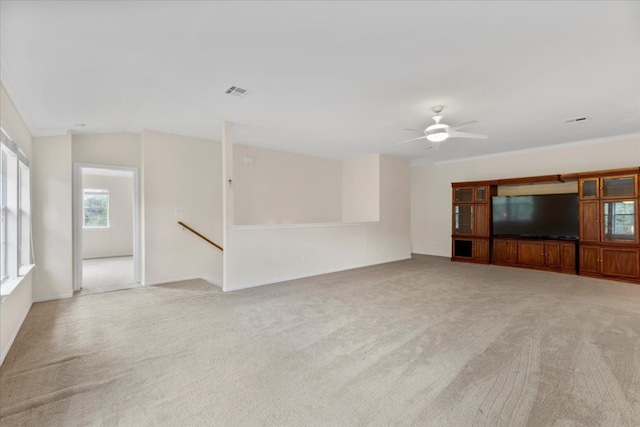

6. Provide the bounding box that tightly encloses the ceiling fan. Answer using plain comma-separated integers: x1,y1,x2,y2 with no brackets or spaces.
397,105,488,150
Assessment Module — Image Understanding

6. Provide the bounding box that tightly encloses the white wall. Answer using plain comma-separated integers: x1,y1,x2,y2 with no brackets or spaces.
224,152,411,291
82,174,133,259
342,154,380,222
142,130,223,285
411,135,640,257
0,83,33,365
233,144,342,225
32,134,73,300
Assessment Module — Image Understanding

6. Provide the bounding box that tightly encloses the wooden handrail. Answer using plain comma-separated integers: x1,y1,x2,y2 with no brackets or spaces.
178,221,223,251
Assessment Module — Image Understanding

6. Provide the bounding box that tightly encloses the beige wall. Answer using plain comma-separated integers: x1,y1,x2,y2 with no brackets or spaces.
233,144,343,225
32,134,73,300
411,136,640,257
224,153,411,291
142,130,223,285
498,181,578,196
82,174,134,259
0,84,33,364
342,154,380,222
72,133,141,168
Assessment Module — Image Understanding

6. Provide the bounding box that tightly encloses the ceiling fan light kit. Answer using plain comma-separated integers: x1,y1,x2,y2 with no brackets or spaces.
427,132,449,142
396,105,488,149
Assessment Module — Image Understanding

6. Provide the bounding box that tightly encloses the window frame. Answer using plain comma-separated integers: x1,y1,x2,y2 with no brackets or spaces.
83,188,110,229
0,121,31,288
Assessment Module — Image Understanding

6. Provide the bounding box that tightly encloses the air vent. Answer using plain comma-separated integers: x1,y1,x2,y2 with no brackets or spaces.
562,116,588,124
225,86,248,97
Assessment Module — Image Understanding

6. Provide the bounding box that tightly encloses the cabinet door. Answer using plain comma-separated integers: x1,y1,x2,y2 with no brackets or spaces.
560,243,576,271
493,239,508,263
475,186,489,203
601,247,639,278
474,239,489,262
601,175,637,199
579,245,601,275
454,187,474,203
518,241,545,267
602,200,637,243
453,204,473,235
579,178,599,199
493,239,518,264
579,201,600,243
545,242,561,268
475,204,490,237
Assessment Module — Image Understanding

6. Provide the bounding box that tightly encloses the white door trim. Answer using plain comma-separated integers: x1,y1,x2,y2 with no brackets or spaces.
73,163,140,291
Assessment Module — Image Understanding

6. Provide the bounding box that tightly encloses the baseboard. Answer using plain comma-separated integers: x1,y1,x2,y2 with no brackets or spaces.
223,256,412,292
83,254,133,260
0,301,32,366
32,293,73,303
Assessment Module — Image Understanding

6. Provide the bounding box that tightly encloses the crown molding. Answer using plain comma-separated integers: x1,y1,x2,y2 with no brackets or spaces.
0,56,36,135
411,133,640,167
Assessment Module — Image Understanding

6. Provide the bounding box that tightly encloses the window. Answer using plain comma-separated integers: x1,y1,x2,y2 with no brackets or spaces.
1,149,7,281
0,121,31,285
83,189,109,228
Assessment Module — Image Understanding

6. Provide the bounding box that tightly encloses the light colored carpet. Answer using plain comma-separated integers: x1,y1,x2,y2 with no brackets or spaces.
81,256,139,295
1,255,639,426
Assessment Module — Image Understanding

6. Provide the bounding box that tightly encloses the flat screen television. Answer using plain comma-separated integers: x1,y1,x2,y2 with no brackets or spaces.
492,193,579,239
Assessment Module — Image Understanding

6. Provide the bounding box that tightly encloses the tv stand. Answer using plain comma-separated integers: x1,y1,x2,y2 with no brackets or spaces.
493,237,577,274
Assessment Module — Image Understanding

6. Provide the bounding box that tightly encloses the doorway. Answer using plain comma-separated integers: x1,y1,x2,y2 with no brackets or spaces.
73,163,140,294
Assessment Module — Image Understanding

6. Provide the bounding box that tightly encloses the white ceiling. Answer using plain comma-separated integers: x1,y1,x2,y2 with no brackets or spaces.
1,1,639,163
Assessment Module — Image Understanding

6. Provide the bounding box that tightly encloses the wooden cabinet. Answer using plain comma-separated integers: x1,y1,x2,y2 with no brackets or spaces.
578,171,639,282
451,184,495,264
493,239,518,264
493,238,576,274
452,238,490,263
451,167,639,284
580,245,640,279
579,174,638,244
518,241,546,267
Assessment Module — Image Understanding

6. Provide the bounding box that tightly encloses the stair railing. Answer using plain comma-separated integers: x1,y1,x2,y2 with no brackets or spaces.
178,221,223,251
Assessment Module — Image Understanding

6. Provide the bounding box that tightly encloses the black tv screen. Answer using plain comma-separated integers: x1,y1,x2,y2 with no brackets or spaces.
492,193,579,239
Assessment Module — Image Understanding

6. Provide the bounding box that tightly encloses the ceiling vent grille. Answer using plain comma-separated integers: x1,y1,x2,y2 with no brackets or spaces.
225,86,248,97
562,116,588,124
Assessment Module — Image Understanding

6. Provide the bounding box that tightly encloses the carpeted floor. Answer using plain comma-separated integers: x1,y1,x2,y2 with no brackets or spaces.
1,255,639,426
81,256,140,295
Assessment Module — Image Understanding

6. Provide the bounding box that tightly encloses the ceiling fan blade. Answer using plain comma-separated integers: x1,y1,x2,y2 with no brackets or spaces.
403,128,423,133
449,120,477,131
393,135,427,145
425,142,441,151
447,131,488,140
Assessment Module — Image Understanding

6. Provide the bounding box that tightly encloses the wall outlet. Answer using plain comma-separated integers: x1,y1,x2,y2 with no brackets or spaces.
175,207,183,214
300,255,305,262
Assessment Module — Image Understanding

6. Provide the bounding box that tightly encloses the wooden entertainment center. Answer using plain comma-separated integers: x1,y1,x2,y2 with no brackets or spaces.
451,167,640,284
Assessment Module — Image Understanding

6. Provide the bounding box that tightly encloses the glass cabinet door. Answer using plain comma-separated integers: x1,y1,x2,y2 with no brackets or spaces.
453,204,473,234
602,200,636,242
602,175,637,199
454,187,474,203
476,186,487,203
579,178,598,199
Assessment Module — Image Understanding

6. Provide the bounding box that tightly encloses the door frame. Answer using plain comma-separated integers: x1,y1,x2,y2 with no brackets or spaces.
73,163,140,291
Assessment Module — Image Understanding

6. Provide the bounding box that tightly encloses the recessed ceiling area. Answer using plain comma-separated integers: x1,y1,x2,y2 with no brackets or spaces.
1,1,638,163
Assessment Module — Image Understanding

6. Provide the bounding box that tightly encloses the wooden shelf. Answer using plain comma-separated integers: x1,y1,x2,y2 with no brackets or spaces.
451,166,640,285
